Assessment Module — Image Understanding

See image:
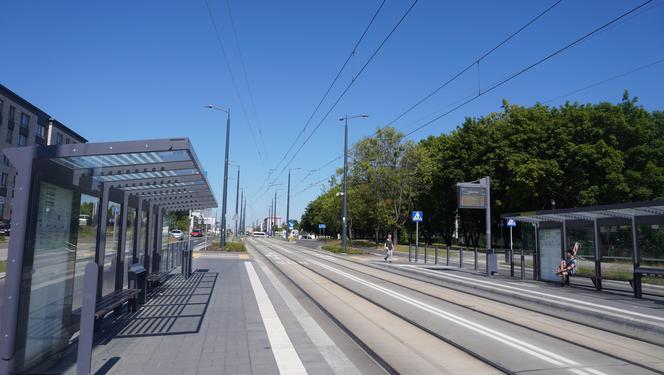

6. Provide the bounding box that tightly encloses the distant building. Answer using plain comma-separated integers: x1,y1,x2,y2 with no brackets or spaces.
262,215,282,231
0,84,87,220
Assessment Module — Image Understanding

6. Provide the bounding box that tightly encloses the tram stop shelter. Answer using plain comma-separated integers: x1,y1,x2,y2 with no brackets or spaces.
0,138,217,373
503,200,664,299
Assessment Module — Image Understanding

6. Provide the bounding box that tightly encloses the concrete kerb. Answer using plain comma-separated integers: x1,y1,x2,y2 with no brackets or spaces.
307,241,664,345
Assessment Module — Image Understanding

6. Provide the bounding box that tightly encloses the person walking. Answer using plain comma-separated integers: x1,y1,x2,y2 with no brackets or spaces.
384,234,394,262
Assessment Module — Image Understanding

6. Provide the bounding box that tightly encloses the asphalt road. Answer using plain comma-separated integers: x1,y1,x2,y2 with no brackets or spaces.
248,238,664,375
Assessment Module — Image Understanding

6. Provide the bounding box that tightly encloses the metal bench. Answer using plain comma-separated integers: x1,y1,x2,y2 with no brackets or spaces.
94,289,141,323
147,272,170,288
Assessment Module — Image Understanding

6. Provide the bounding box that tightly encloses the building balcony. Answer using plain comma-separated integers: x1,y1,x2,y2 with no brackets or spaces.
35,135,46,146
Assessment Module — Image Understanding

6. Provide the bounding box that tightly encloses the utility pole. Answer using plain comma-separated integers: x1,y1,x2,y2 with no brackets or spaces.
274,190,278,238
339,114,368,254
206,105,231,248
234,167,240,241
238,188,243,237
286,169,291,240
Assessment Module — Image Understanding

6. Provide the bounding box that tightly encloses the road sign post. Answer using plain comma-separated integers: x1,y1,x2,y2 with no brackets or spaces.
507,219,517,277
412,211,423,263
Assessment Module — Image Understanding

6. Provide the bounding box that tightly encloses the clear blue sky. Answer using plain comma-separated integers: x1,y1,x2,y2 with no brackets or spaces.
2,0,663,228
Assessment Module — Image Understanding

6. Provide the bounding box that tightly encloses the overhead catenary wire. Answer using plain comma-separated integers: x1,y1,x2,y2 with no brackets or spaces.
268,0,420,190
204,0,269,172
387,0,563,128
542,57,664,104
403,0,655,138
268,0,388,184
224,0,270,158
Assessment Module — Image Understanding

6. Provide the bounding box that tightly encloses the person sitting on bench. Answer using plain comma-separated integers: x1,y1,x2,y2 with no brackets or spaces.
556,242,579,287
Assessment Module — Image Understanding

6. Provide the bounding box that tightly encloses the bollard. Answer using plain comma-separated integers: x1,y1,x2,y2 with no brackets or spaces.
415,243,419,263
435,246,438,264
474,247,478,270
460,247,464,269
510,249,515,277
520,249,525,280
409,243,412,262
77,263,98,375
446,246,450,266
424,244,428,264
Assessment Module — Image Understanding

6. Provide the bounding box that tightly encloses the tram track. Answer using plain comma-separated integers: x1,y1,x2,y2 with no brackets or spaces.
250,238,664,375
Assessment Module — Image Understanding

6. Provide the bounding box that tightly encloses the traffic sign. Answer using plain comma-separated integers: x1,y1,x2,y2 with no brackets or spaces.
112,206,120,216
318,223,326,229
288,221,295,230
411,211,423,222
506,219,517,227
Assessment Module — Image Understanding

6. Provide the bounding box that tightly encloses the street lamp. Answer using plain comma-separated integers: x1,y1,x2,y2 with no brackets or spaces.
339,114,368,254
286,167,302,241
269,183,283,237
206,104,231,248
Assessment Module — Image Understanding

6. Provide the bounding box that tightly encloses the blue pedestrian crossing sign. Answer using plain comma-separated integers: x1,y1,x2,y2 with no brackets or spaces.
318,223,326,229
411,211,423,222
506,219,517,227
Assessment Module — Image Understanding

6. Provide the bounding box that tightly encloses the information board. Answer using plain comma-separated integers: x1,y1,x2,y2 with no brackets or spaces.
538,228,562,283
457,186,486,209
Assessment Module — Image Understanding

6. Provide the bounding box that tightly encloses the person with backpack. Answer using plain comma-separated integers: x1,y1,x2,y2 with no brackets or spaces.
384,234,394,262
556,243,579,287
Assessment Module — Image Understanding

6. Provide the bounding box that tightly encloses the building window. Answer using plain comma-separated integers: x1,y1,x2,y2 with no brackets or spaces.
0,99,4,117
20,113,30,127
36,123,46,138
1,173,7,188
3,156,9,166
6,128,13,144
18,134,28,146
66,138,70,144
9,106,15,121
55,133,64,144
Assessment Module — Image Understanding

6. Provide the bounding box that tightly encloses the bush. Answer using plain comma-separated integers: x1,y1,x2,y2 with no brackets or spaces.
0,260,6,273
208,241,246,252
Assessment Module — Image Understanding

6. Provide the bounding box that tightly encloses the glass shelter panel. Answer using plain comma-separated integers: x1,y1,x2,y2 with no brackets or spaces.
102,201,121,296
124,206,136,288
567,226,596,279
19,183,99,370
599,224,634,283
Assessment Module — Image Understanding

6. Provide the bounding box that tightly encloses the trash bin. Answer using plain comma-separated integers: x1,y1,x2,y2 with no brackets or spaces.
486,249,498,275
128,264,147,304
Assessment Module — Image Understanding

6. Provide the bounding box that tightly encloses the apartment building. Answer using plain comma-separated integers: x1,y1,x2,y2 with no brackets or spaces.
0,84,87,220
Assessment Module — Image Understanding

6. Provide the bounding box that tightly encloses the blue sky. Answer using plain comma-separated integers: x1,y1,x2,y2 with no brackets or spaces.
2,0,663,228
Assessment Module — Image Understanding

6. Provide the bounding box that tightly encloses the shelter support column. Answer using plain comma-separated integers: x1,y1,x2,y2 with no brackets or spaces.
95,183,110,300
593,218,602,291
116,191,129,290
145,202,155,273
631,216,641,298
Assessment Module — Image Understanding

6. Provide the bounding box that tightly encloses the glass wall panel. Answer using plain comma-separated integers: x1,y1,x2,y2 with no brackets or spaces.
21,183,98,370
567,226,596,279
102,201,121,296
124,207,136,288
599,224,633,282
638,223,664,286
139,207,147,265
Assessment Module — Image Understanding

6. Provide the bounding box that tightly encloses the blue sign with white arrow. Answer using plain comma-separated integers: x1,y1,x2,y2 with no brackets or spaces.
411,211,423,222
318,223,326,229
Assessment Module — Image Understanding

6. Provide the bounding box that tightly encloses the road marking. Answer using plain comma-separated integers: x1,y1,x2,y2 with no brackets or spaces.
245,262,308,375
251,247,362,375
402,265,664,326
305,257,607,375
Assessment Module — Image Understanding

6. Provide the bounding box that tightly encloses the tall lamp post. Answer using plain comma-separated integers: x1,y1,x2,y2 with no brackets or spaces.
234,166,240,240
338,114,368,254
205,104,231,248
286,167,301,240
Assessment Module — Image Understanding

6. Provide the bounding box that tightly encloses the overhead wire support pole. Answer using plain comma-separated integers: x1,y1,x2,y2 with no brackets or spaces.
235,166,240,241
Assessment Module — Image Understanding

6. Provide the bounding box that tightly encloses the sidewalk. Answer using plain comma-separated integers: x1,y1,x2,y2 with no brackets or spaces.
36,251,377,375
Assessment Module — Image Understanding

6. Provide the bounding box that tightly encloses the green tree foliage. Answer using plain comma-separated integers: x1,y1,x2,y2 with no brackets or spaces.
300,94,664,246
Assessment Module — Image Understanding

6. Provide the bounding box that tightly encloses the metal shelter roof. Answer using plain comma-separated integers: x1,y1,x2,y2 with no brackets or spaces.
3,137,217,211
502,200,664,224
